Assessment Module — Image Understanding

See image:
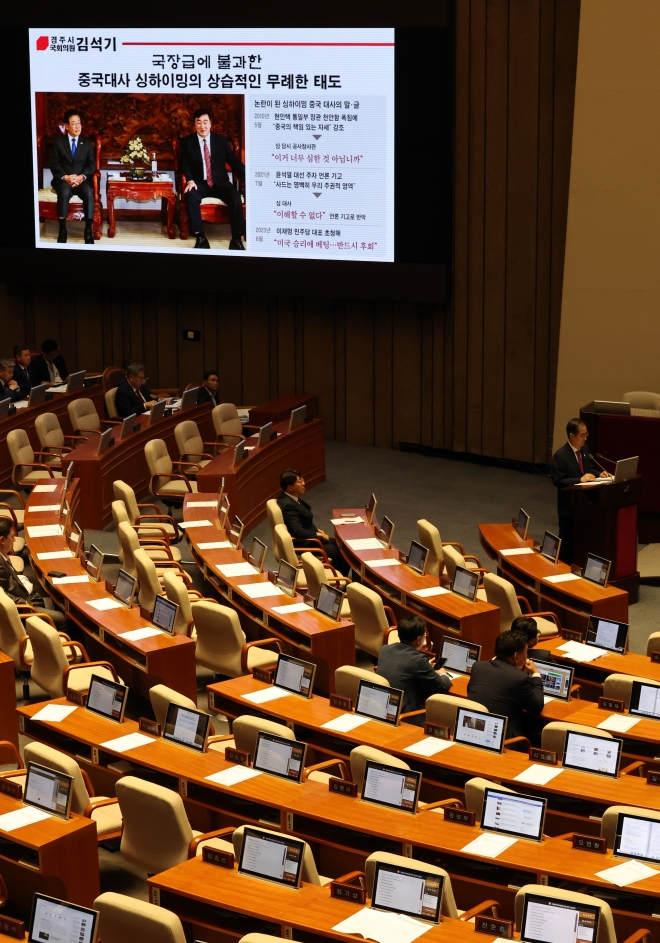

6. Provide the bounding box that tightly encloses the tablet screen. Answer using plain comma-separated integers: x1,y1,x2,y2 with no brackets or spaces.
520,894,599,943
276,560,298,597
454,707,507,753
85,675,128,723
247,537,267,572
361,761,421,814
481,788,546,841
113,568,136,607
562,730,622,778
29,894,98,943
163,703,211,753
238,827,305,888
441,637,481,675
586,617,628,654
253,732,306,783
614,812,660,863
582,553,611,587
315,583,343,620
629,680,660,719
515,508,530,540
407,540,427,575
355,680,403,726
538,664,573,701
451,566,479,602
372,862,442,923
540,531,561,563
152,595,178,634
24,762,73,819
274,654,315,698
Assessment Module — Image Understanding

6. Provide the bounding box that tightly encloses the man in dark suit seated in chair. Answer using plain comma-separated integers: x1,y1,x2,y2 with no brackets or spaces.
277,468,349,575
180,108,245,250
115,362,157,418
49,109,96,245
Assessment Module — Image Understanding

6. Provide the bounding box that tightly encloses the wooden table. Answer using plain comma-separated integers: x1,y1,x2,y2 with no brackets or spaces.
106,177,176,239
0,653,18,750
333,510,501,659
184,494,353,694
195,417,326,533
60,402,214,529
248,393,319,426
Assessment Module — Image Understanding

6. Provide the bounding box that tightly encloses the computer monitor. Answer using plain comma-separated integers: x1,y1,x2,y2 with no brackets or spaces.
539,531,561,563
520,893,600,943
365,493,377,525
562,730,622,778
149,399,167,425
84,543,104,582
180,386,198,410
85,675,128,724
247,537,267,572
276,559,298,597
586,616,628,654
514,508,530,540
613,811,660,864
371,862,442,924
120,412,137,438
582,552,611,587
63,460,75,492
257,422,273,448
237,826,305,888
28,382,48,406
67,521,83,554
24,762,73,819
232,439,246,466
289,405,307,430
151,595,179,635
628,680,660,720
162,703,211,753
376,516,395,549
253,731,307,783
274,653,316,699
216,477,225,511
66,370,86,392
538,663,574,701
481,787,547,842
315,583,344,621
454,707,507,754
227,516,244,551
406,540,428,576
440,637,481,675
613,455,639,483
361,761,421,814
28,895,98,943
355,679,403,726
0,397,10,418
113,568,137,608
96,427,113,455
451,566,479,603
218,494,231,529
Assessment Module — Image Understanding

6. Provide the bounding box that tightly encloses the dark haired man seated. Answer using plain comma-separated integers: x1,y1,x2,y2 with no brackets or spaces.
197,370,220,407
31,339,69,386
115,362,157,417
511,615,555,664
13,345,38,398
0,519,68,629
277,467,348,575
377,616,452,725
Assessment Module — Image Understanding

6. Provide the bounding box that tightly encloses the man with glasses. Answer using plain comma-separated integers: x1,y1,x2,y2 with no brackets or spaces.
115,362,157,417
550,418,608,563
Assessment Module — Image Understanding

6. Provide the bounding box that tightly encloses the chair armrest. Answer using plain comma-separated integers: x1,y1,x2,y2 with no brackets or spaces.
137,502,162,513
102,420,123,427
0,504,19,526
621,931,653,943
383,606,398,628
64,659,120,687
60,640,90,661
504,736,531,752
621,760,647,777
206,734,234,745
84,796,119,818
570,683,582,698
529,611,562,630
442,540,466,554
421,798,465,812
17,462,55,477
327,574,352,586
33,450,63,460
185,617,195,637
0,489,25,508
81,768,94,796
134,522,170,538
554,831,575,841
18,611,57,629
516,595,533,614
188,826,236,858
400,709,426,721
0,768,26,781
64,434,89,445
40,445,71,455
383,625,398,645
463,554,483,567
152,473,193,492
459,901,501,922
302,759,349,782
18,634,31,667
181,451,214,463
142,542,174,561
0,741,23,769
219,434,245,445
241,637,283,673
333,871,366,889
172,460,203,471
202,441,228,452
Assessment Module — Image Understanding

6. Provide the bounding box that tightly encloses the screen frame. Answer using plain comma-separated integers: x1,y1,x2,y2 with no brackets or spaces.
365,493,377,525
257,422,273,448
538,663,574,702
232,440,246,467
180,386,198,410
480,786,547,842
440,636,481,675
28,894,99,943
539,531,561,564
315,582,344,621
84,674,128,724
561,730,623,779
96,426,113,455
582,552,611,587
377,515,395,548
237,826,306,888
247,537,267,572
628,680,660,719
162,702,211,753
454,706,508,754
276,559,298,596
28,383,48,406
274,653,316,699
24,761,74,819
613,811,660,863
371,861,443,924
66,369,86,392
451,565,479,602
151,594,179,634
289,405,306,430
113,567,137,607
148,399,167,425
228,515,245,550
253,731,307,783
515,508,530,541
85,542,104,581
120,412,137,438
586,616,628,654
406,539,428,575
0,397,10,418
360,760,421,814
355,679,403,726
520,893,600,943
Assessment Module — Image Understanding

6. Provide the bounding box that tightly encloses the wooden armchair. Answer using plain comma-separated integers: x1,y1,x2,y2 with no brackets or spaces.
171,134,246,240
37,132,103,241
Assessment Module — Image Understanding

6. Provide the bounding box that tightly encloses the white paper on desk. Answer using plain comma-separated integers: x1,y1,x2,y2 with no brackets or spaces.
595,859,659,887
321,713,370,732
37,550,75,560
364,558,402,568
32,704,77,722
13,401,28,409
100,732,156,753
461,832,517,859
0,806,51,832
272,602,309,614
33,484,58,493
331,516,364,524
27,524,63,537
85,597,125,611
597,714,641,733
242,686,291,704
52,575,89,585
500,547,534,556
48,384,67,393
574,479,612,487
333,907,432,943
514,764,564,786
187,501,219,507
27,504,61,512
244,446,256,450
346,537,385,550
237,581,285,599
119,627,165,641
544,695,557,704
403,737,456,757
198,541,232,549
205,766,262,787
178,519,213,529
544,573,581,584
410,586,450,598
557,641,607,663
217,562,260,577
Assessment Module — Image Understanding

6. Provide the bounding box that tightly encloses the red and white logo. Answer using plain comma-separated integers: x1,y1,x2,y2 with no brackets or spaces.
36,36,49,50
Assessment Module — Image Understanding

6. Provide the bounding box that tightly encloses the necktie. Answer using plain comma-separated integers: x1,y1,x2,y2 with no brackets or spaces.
203,138,213,186
71,137,77,157
576,449,584,474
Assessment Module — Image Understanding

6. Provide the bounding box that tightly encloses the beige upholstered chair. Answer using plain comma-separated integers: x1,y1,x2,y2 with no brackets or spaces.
334,665,388,703
442,545,488,599
134,548,191,611
0,491,26,566
231,825,331,886
346,583,396,659
105,387,119,419
240,937,283,943
349,745,410,793
600,805,660,849
416,519,474,579
232,715,295,756
603,673,660,710
149,684,197,727
212,403,245,444
67,398,104,435
26,616,121,698
174,420,223,469
272,524,308,587
0,589,63,697
117,522,183,583
464,777,514,820
266,499,284,562
483,572,561,636
514,885,625,943
648,633,660,657
7,429,62,488
115,776,234,874
95,893,187,943
113,479,182,546
144,439,198,504
192,601,281,677
623,391,660,418
426,694,488,736
301,552,351,616
541,721,612,756
163,570,198,636
35,413,85,465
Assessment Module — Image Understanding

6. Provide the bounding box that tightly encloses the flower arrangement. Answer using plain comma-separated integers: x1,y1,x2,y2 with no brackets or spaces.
121,136,150,167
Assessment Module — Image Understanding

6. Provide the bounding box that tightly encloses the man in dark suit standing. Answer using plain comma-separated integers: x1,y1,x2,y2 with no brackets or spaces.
13,345,38,398
114,362,157,418
277,468,349,575
550,418,608,563
467,629,544,740
377,617,452,724
180,108,245,250
49,109,96,244
32,339,69,386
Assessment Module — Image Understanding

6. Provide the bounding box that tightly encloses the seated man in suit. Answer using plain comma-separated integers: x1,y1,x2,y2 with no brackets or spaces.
0,359,24,403
180,108,245,250
512,615,555,664
277,468,349,575
49,109,96,245
550,418,609,563
13,345,37,398
377,616,452,725
32,339,69,386
197,370,220,407
467,629,543,741
0,519,68,629
115,362,157,417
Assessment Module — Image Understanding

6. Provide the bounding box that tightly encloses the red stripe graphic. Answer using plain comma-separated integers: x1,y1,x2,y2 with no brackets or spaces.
122,42,394,47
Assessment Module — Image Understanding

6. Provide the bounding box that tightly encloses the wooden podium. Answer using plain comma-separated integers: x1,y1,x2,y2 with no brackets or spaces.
566,477,640,601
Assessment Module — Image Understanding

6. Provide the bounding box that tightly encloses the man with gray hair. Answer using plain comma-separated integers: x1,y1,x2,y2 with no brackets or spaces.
0,359,24,403
114,362,157,417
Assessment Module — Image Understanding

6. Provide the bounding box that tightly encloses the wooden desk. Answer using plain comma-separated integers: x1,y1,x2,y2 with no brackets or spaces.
0,653,18,750
60,402,215,529
184,495,353,694
248,393,319,426
25,481,197,702
0,385,104,490
537,636,660,695
195,418,326,533
333,510,501,659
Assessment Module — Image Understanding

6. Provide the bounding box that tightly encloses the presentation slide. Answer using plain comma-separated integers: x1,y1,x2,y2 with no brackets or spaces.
29,28,394,260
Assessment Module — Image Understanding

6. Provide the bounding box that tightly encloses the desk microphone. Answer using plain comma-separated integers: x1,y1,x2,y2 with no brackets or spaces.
595,452,617,469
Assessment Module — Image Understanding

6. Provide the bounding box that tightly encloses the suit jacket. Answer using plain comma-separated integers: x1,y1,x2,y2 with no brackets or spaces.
197,385,218,407
13,362,38,398
115,376,154,418
0,555,44,607
377,642,452,716
0,379,23,403
467,657,544,739
32,353,69,385
179,132,244,188
550,441,600,518
276,492,318,542
49,133,96,185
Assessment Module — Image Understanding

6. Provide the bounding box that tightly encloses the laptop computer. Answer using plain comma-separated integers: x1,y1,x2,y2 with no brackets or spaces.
613,455,638,483
289,405,306,430
180,386,198,410
66,370,86,392
28,383,49,406
149,399,167,425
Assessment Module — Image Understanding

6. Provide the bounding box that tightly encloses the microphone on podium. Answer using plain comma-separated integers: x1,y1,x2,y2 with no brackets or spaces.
595,452,617,469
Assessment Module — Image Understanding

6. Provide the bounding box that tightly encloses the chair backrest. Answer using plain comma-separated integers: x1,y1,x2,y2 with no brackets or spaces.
163,570,194,636
212,403,243,438
192,601,247,677
273,524,299,568
34,413,65,450
349,745,409,793
266,500,284,563
346,583,389,658
647,632,660,656
600,804,660,849
232,715,296,757
174,420,204,460
0,588,27,668
231,825,322,885
105,387,119,419
113,480,141,524
464,777,514,819
416,519,444,578
25,616,68,697
514,885,615,943
364,852,457,918
300,552,328,598
144,439,173,492
133,548,163,611
482,572,521,630
442,544,468,584
334,665,389,703
623,391,660,410
149,684,197,728
603,673,660,710
68,398,101,432
239,936,283,943
94,892,186,943
102,366,124,394
116,776,193,874
23,741,90,813
541,721,613,756
7,429,35,468
426,694,488,736
117,520,140,577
